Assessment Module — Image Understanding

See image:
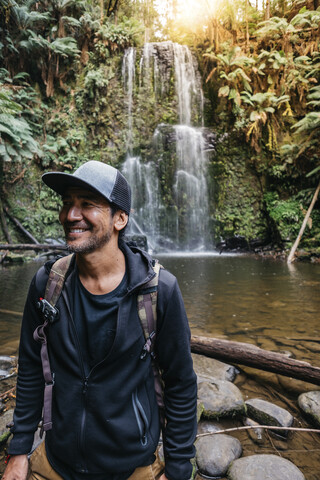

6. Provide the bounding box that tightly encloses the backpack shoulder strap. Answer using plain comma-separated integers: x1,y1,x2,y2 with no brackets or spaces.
137,260,161,348
137,260,165,413
33,253,73,437
45,254,74,306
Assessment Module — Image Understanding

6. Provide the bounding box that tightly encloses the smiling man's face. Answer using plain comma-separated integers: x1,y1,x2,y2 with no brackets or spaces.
59,187,116,254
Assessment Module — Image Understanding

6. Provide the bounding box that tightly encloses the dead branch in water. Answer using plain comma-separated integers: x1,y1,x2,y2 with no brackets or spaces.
191,335,320,386
196,425,320,437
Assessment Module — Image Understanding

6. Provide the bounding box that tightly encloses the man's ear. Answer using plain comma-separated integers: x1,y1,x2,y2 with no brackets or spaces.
114,210,128,232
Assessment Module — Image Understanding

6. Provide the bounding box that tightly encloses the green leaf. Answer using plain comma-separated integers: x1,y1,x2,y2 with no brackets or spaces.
218,85,230,97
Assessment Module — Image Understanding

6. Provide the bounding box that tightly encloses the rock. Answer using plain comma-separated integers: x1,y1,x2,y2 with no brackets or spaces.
123,234,148,250
196,434,242,478
197,419,222,435
243,417,265,445
192,353,238,383
0,356,17,379
197,402,204,422
245,398,293,432
198,380,246,419
227,454,305,480
0,409,13,447
298,391,320,427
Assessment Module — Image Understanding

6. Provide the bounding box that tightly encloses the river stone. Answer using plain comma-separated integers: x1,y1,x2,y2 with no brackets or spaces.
245,398,293,429
298,391,320,426
243,417,265,444
196,434,242,478
227,454,305,480
0,409,13,447
0,356,16,379
198,380,246,419
192,353,238,382
197,419,223,435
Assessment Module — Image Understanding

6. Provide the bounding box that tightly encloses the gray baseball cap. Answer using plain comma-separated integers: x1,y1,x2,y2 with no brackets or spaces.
42,160,131,215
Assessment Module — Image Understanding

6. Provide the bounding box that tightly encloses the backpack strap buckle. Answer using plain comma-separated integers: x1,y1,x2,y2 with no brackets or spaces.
37,298,59,323
140,331,156,360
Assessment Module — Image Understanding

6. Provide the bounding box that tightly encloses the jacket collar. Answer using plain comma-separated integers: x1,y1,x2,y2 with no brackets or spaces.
52,241,156,296
119,240,156,294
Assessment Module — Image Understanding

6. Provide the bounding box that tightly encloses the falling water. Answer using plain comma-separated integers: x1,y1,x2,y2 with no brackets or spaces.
173,125,209,242
122,47,136,153
173,43,204,126
121,41,212,251
121,156,160,251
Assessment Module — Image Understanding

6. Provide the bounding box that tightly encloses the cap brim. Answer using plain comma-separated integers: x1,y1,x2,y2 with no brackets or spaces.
42,172,107,199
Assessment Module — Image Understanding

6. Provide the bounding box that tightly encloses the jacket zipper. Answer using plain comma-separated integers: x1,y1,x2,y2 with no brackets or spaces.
132,390,149,447
62,290,90,472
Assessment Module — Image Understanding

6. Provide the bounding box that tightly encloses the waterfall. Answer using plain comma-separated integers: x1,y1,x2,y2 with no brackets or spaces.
173,43,204,126
121,41,212,252
173,125,209,242
122,47,136,153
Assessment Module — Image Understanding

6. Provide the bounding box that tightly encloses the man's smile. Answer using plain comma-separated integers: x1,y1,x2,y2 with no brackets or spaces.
65,223,91,237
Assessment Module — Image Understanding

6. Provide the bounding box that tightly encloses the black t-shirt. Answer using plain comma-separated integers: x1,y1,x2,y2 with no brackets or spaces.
73,267,128,373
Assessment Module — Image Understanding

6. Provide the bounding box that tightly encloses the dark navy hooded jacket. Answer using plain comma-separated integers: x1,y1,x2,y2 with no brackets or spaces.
9,242,197,480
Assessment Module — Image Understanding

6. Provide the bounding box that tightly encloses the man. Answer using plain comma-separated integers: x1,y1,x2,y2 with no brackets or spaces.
3,161,197,480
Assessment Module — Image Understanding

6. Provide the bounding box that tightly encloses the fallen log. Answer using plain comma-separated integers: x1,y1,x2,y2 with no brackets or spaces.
191,335,320,386
0,244,67,251
287,180,320,263
4,208,39,245
0,308,23,316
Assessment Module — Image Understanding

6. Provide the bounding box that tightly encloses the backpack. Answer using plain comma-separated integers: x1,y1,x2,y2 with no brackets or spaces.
33,253,164,437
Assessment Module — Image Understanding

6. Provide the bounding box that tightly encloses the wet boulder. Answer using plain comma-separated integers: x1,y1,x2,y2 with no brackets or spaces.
198,380,246,419
0,356,17,379
0,409,13,447
192,353,238,383
298,391,320,427
197,419,223,435
227,454,305,480
245,398,293,432
196,434,242,478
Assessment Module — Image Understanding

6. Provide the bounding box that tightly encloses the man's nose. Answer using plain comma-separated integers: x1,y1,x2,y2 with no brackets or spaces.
66,205,82,221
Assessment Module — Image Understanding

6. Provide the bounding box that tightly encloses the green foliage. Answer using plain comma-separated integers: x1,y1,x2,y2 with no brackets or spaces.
83,66,113,97
49,36,80,57
0,73,40,163
255,17,296,41
264,191,304,241
291,8,320,29
97,16,144,52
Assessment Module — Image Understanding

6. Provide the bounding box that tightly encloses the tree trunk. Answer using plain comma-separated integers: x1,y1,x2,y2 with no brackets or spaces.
245,0,249,52
287,180,320,263
4,208,39,244
191,335,320,386
100,0,104,23
213,19,219,52
0,200,11,243
265,0,270,20
0,243,66,251
81,38,89,65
